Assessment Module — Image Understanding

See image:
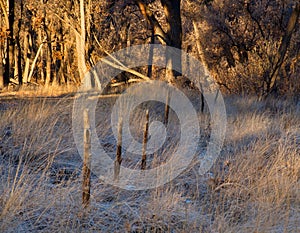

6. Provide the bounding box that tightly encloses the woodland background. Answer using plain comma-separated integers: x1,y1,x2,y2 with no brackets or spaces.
0,0,299,97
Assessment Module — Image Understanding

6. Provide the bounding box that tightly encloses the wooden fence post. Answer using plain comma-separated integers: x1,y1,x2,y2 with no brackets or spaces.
114,117,123,181
141,110,149,170
164,91,170,125
82,109,91,208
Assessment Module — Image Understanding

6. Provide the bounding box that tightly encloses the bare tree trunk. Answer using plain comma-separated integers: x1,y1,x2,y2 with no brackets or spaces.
22,30,32,83
136,0,182,83
45,41,52,86
12,0,23,86
16,24,23,85
27,41,44,83
192,21,209,73
43,7,52,86
13,47,18,81
193,20,210,112
38,0,45,83
56,25,64,85
4,0,15,86
161,0,182,83
0,51,3,89
76,0,90,88
0,0,8,88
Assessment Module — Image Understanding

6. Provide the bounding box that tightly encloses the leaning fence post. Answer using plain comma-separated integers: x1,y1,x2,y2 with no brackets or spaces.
82,109,91,208
164,91,170,125
141,110,149,170
114,117,123,181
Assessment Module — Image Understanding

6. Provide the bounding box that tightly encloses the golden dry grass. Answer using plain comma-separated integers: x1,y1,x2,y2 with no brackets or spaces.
0,94,299,232
0,84,79,99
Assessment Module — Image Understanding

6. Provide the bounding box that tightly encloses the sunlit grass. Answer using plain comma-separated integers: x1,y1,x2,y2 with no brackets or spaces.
0,94,299,232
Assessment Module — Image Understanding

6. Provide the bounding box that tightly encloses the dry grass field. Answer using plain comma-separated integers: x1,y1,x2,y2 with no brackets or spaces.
0,91,299,232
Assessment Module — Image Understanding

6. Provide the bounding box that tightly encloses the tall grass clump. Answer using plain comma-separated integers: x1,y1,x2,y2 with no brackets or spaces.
204,96,300,232
0,97,81,232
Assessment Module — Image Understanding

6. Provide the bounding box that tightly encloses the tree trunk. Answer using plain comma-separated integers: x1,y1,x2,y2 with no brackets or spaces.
16,32,22,85
45,41,52,86
76,0,90,89
135,0,168,44
4,0,15,86
56,25,64,85
14,0,23,86
161,0,182,83
136,0,182,83
0,53,3,89
22,30,32,83
44,25,52,86
193,21,208,112
38,0,45,83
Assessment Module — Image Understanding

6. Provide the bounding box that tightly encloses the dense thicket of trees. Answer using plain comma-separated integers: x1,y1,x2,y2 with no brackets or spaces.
0,0,299,96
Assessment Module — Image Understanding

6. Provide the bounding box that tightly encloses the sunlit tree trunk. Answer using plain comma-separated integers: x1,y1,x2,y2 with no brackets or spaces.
76,0,90,89
16,12,23,86
43,8,52,86
45,41,52,86
0,51,3,89
0,0,7,88
3,0,15,86
22,29,32,84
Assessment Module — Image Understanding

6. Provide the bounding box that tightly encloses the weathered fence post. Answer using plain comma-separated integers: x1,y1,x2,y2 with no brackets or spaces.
147,27,155,78
141,110,149,170
114,117,123,181
82,109,91,208
164,91,170,125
